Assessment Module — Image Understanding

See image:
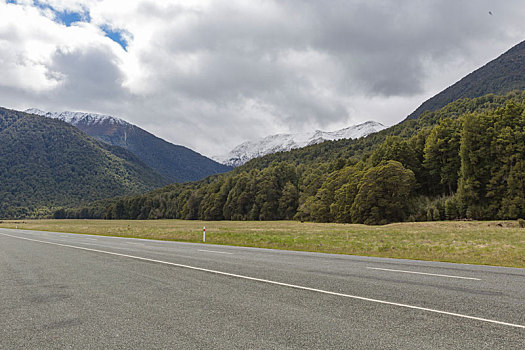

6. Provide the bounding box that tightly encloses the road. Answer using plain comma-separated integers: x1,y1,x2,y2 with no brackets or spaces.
0,228,524,349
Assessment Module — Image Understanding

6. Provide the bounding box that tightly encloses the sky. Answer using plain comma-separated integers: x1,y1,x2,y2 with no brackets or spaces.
1,1,525,157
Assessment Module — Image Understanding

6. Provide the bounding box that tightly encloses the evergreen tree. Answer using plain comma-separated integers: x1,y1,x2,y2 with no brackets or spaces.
351,161,416,225
278,182,299,220
423,118,462,195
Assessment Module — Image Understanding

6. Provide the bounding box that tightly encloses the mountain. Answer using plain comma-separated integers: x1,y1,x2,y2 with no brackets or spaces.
55,40,525,224
26,109,233,183
0,107,168,218
64,91,525,223
214,121,386,167
407,40,525,120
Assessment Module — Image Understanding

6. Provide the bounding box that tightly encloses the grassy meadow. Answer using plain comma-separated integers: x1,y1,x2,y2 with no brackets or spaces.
0,219,524,268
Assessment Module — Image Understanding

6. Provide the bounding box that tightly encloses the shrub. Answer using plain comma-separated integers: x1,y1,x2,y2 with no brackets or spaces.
518,218,525,228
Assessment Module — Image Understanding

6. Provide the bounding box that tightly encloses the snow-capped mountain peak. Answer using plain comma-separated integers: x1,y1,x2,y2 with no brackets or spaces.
25,108,47,115
25,108,129,127
24,107,232,182
214,121,387,167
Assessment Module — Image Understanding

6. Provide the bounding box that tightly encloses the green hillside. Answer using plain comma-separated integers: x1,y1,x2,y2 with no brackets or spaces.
407,40,525,120
0,108,169,218
58,91,525,223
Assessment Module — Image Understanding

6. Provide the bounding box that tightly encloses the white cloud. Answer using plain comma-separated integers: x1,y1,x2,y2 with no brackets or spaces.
1,0,525,157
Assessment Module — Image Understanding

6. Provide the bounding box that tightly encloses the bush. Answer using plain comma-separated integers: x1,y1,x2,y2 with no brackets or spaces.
518,218,525,228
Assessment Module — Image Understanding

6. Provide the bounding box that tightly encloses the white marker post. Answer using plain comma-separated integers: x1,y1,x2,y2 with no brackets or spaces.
203,226,206,243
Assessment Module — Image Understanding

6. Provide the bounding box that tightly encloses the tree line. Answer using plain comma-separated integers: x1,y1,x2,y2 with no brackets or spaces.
56,93,525,224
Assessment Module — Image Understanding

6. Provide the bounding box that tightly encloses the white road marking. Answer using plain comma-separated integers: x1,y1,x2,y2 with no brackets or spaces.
1,232,523,330
198,249,233,255
366,267,481,280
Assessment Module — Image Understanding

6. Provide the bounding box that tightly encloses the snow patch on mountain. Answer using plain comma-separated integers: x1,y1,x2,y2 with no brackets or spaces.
26,108,129,127
214,121,387,167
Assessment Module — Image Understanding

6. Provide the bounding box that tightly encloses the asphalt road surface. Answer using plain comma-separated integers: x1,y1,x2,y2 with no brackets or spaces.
1,228,524,349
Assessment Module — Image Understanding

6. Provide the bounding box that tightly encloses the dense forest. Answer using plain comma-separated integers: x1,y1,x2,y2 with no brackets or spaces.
0,108,168,218
57,91,525,224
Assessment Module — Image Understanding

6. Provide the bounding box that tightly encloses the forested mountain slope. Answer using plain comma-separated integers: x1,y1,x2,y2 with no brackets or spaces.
407,40,525,120
0,108,168,218
58,92,525,224
26,109,233,183
240,91,525,170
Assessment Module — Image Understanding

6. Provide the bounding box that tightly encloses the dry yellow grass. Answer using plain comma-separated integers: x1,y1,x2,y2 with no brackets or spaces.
1,219,524,268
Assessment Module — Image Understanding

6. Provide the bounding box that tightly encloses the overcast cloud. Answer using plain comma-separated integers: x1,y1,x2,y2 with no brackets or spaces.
1,0,525,156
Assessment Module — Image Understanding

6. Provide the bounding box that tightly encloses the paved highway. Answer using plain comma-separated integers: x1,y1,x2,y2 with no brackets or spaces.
1,228,524,349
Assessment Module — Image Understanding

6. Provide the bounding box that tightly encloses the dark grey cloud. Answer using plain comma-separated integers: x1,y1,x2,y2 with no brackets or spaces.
48,46,126,103
151,0,519,99
297,0,519,96
135,0,525,103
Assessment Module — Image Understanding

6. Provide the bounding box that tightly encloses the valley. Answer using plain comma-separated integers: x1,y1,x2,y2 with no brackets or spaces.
1,3,525,348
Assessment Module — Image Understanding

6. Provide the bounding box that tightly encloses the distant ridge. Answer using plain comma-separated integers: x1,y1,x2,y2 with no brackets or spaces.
214,121,386,167
407,40,525,120
26,109,233,183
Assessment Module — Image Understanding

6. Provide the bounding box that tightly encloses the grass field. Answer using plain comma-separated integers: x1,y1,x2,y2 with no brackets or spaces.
1,219,524,268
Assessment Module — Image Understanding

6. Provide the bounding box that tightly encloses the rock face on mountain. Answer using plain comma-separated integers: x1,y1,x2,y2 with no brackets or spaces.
214,121,386,167
26,109,233,182
0,107,168,218
407,40,525,120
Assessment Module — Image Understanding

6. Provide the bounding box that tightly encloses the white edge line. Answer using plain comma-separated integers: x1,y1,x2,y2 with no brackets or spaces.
366,267,482,280
1,232,523,330
198,249,233,255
